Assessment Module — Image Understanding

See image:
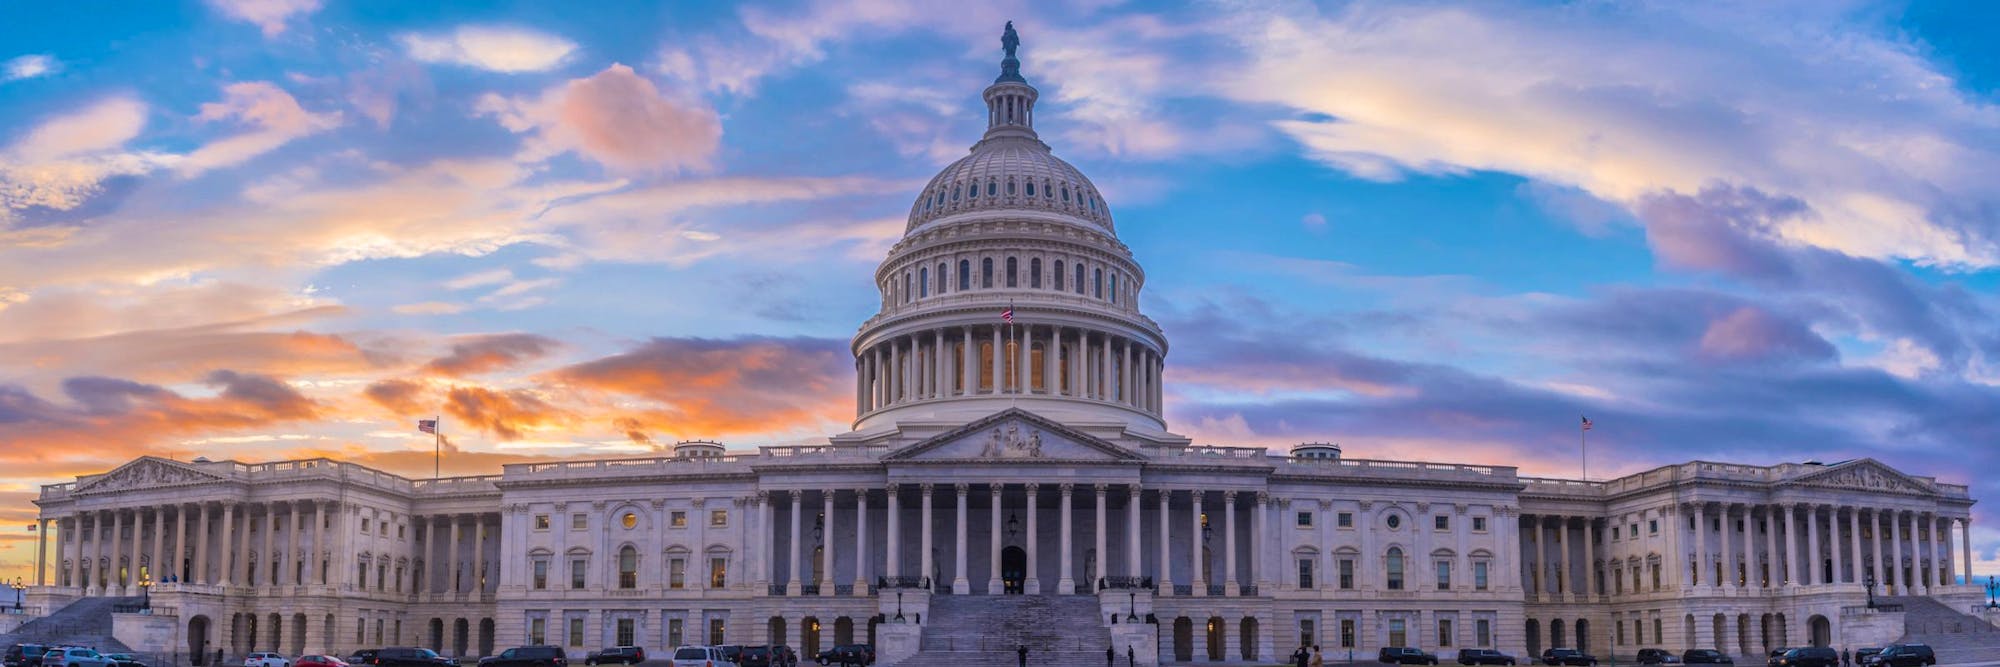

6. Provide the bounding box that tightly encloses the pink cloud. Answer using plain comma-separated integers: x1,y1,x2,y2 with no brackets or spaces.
478,63,720,172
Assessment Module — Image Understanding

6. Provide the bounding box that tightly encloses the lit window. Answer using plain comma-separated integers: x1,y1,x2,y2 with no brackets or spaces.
669,558,685,589
670,512,687,528
710,557,728,588
710,509,728,527
618,547,638,589
532,559,548,590
534,515,550,530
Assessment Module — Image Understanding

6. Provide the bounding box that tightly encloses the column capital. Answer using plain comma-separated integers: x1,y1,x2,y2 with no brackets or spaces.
1058,483,1073,496
1024,482,1039,494
919,482,935,495
754,490,770,502
1256,491,1270,505
990,485,1003,498
1093,483,1108,494
1224,490,1238,502
954,483,969,496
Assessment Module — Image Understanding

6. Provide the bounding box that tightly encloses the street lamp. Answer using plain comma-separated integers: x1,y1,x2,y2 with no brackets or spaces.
893,590,905,622
1126,592,1137,622
1864,572,1876,610
1985,575,1996,609
140,573,152,611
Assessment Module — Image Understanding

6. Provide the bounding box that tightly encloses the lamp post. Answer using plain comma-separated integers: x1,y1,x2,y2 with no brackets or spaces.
1126,591,1137,622
894,590,905,622
140,573,152,611
1985,575,1996,609
1864,572,1876,610
6,578,21,612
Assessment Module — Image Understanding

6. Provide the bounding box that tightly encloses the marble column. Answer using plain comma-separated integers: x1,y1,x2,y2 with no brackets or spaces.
193,504,209,585
1962,518,1974,588
989,485,1004,595
1058,484,1076,594
1870,510,1885,592
287,503,302,586
447,514,463,594
1720,506,1736,590
1557,516,1572,597
961,328,975,397
755,493,772,586
989,326,1002,394
116,510,131,592
1254,493,1270,590
1127,485,1142,578
1848,507,1863,587
822,489,837,590
1222,491,1239,595
219,503,236,587
853,489,869,595
1806,505,1822,586
1936,515,1951,588
1045,326,1059,394
920,484,935,589
886,484,900,579
1582,517,1596,597
1781,505,1799,587
473,514,487,594
953,484,970,594
786,491,801,595
1693,504,1707,587
1741,506,1755,588
1158,489,1172,594
306,501,321,586
1190,490,1206,596
1024,483,1041,594
150,508,164,585
1763,506,1779,588
1890,511,1905,594
174,508,191,583
1831,506,1845,585
1093,484,1108,591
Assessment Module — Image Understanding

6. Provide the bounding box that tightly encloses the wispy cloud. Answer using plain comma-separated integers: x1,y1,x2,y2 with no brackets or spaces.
399,26,578,73
3,55,58,81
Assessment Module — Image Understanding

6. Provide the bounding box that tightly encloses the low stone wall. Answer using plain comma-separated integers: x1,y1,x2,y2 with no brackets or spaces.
1839,607,1905,649
0,612,41,635
112,612,182,654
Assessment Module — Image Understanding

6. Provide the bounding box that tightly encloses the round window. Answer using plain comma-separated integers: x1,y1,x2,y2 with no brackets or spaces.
1386,514,1401,529
621,513,637,529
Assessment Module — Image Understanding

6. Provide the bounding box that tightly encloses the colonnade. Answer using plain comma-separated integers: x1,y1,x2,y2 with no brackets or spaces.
758,484,1265,597
855,324,1162,416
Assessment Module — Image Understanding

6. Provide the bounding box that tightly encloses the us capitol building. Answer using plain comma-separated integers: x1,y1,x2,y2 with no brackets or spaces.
17,25,1986,667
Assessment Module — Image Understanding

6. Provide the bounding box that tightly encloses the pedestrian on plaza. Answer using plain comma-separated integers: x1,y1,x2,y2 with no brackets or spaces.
1292,645,1309,667
1311,644,1325,667
1842,648,1851,667
1106,645,1114,667
1017,644,1028,667
1127,645,1136,667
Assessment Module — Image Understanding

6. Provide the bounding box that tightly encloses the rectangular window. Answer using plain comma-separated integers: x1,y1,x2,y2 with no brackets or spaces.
397,524,405,539
708,619,725,646
670,511,687,528
710,557,728,588
1388,619,1406,648
361,518,371,532
570,559,586,589
669,619,684,648
1434,515,1449,531
1338,559,1355,590
356,617,365,645
529,618,546,646
1472,516,1487,532
1340,619,1356,648
1630,523,1639,537
1337,512,1353,528
616,618,635,647
1298,559,1314,589
1649,519,1659,534
1299,620,1314,649
534,515,550,530
568,618,584,647
1438,619,1453,647
1653,619,1663,644
532,559,548,590
670,558,686,589
1435,560,1451,590
572,513,587,530
1474,561,1489,590
1476,619,1491,647
1296,512,1313,527
711,509,728,527
373,619,383,645
1651,563,1662,590
1617,620,1626,645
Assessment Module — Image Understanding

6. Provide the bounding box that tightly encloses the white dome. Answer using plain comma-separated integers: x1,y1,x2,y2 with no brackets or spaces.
906,138,1114,235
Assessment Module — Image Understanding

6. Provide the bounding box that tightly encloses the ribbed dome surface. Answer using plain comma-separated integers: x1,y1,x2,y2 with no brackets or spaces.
905,137,1114,235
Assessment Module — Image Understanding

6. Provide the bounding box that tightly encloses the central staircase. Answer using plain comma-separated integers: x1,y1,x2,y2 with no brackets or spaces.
0,596,140,653
895,595,1112,666
1881,596,2000,665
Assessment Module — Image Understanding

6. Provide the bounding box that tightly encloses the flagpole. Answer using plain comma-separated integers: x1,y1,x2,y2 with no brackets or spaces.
434,414,442,480
1580,419,1588,481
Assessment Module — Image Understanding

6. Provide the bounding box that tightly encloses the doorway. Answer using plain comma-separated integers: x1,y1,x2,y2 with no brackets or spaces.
1002,546,1026,594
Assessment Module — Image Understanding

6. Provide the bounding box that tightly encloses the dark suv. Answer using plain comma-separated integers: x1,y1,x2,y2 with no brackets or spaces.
1542,649,1598,666
1638,649,1683,665
369,649,457,667
4,645,49,667
1773,648,1836,667
1873,644,1934,667
582,648,640,666
1457,649,1517,665
1380,648,1441,665
479,647,565,667
1682,650,1734,665
817,644,872,666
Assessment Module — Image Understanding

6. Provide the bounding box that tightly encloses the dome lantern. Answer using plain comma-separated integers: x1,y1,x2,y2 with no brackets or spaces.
982,21,1039,142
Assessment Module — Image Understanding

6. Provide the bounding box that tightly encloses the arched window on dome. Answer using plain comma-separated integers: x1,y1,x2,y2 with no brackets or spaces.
934,190,943,207
1062,187,1071,203
1089,194,1098,212
1074,264,1086,295
1109,273,1118,304
1026,181,1036,197
923,196,931,213
959,260,971,291
1094,268,1104,299
903,272,912,303
918,267,928,298
987,182,997,197
968,180,979,199
1006,257,1018,288
1044,179,1054,198
1053,260,1065,291
1007,179,1016,196
936,263,947,295
953,184,961,202
981,258,994,289
1029,258,1042,288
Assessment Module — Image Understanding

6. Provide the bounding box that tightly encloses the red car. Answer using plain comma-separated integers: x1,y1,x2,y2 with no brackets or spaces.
298,656,349,667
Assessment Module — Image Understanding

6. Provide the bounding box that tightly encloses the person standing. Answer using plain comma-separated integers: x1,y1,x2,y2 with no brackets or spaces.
1128,645,1136,667
1293,645,1310,667
1106,645,1115,667
1311,644,1325,667
1017,644,1028,667
1842,648,1851,667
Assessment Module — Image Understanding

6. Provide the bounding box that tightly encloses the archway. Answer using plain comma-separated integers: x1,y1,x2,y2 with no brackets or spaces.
1759,614,1773,653
1002,546,1027,595
430,619,445,651
867,617,880,647
768,617,787,646
1684,614,1697,649
1576,619,1589,653
834,617,854,646
1807,616,1830,648
1206,617,1225,661
1737,614,1752,657
269,613,284,653
1551,618,1566,648
1172,617,1193,662
803,616,822,657
1775,613,1788,648
292,613,307,655
479,618,495,657
188,616,211,666
1240,617,1259,660
1712,615,1727,653
453,618,470,657
1525,619,1541,656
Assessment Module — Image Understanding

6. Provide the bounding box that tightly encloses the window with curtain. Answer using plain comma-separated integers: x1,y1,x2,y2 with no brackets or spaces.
1386,548,1405,590
618,547,637,589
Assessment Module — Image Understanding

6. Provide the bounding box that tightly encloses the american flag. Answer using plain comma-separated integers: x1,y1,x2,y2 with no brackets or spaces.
418,419,438,434
1001,306,1014,323
1580,416,1593,431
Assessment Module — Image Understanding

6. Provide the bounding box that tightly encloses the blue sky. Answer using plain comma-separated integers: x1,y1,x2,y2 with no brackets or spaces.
2,0,1999,580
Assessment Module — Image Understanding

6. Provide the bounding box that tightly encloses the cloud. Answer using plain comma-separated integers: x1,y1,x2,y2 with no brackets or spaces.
445,385,573,440
398,26,577,73
180,82,341,176
205,0,321,38
0,370,323,466
3,55,58,81
551,336,852,437
423,333,560,377
478,64,721,172
0,97,168,218
391,301,465,315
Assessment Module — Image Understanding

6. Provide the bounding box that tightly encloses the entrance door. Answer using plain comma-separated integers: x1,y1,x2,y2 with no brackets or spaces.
1002,546,1027,594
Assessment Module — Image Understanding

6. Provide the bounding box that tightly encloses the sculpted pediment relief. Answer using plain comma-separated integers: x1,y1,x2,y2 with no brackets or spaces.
1791,460,1934,496
887,408,1143,463
75,457,221,494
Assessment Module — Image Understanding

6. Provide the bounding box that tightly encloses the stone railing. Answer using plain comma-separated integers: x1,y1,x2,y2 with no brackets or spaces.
1288,457,1515,484
412,475,502,495
1521,477,1609,497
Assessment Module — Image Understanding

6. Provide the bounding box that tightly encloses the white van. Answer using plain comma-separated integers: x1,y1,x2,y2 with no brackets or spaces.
666,646,736,667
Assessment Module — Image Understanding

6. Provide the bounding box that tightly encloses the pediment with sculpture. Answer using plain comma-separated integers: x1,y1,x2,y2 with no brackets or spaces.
74,456,224,494
1789,460,1936,496
885,408,1145,463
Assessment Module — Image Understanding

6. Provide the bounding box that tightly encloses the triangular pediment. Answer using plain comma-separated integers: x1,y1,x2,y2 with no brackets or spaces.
884,408,1146,463
1787,459,1936,496
74,456,224,494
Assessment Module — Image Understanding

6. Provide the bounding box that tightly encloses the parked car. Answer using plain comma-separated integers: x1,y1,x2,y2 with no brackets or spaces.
1773,648,1837,667
1682,650,1734,665
815,644,871,666
44,648,111,667
668,646,737,667
1639,649,1683,665
245,653,292,667
737,646,773,667
1872,644,1935,667
1541,649,1598,666
583,647,640,666
718,646,745,665
1380,647,1441,665
1766,650,1790,667
345,651,378,666
101,654,146,667
1457,649,1518,665
298,655,349,667
1855,648,1882,667
479,647,566,667
4,644,49,667
770,645,799,667
369,648,457,667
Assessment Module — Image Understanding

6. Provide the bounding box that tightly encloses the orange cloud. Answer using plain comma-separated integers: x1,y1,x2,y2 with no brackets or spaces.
444,385,574,440
549,336,852,437
423,333,559,376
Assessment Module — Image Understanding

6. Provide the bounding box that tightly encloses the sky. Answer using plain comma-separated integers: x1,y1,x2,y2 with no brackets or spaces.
1,0,1998,585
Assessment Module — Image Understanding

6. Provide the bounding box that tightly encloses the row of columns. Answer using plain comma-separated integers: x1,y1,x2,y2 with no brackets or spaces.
425,514,496,596
763,484,1265,596
47,501,343,593
855,325,1163,416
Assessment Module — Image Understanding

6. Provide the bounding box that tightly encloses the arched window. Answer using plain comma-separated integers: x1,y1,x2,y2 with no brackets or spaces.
1109,273,1118,303
1093,268,1104,299
987,182,997,197
902,272,912,303
1061,186,1071,202
981,258,994,288
968,180,979,199
1075,264,1086,294
1006,257,1018,287
1044,180,1054,198
1007,180,1016,196
1029,258,1042,288
959,260,971,291
1026,181,1036,197
952,184,961,201
918,267,929,298
1053,261,1065,291
936,263,946,294
1387,548,1405,591
617,546,638,589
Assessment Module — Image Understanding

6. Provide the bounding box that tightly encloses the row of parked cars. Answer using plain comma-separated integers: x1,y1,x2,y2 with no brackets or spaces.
1760,644,1936,667
4,645,149,667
